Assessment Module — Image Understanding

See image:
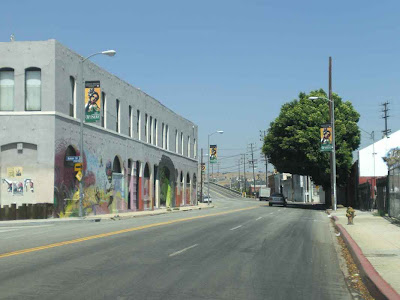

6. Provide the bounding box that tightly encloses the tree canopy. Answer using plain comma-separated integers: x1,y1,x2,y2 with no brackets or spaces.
262,89,360,190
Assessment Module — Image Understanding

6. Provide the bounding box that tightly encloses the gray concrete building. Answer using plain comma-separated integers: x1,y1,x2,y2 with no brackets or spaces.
0,39,198,217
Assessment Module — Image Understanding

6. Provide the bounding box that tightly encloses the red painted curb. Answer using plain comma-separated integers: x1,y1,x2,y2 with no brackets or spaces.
332,215,400,300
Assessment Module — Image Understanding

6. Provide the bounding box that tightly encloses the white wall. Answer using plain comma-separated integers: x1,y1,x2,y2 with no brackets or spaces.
359,130,400,177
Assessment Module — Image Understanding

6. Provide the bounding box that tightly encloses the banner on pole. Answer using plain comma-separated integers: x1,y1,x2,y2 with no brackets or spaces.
201,163,206,174
210,145,217,164
85,81,101,122
320,124,333,152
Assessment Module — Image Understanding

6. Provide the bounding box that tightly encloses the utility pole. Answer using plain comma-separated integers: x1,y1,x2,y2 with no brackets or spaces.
381,102,391,138
249,143,257,198
329,56,337,211
200,148,203,202
242,154,247,196
260,130,269,187
238,159,241,192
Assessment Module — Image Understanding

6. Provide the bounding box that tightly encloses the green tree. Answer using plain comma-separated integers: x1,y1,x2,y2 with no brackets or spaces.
262,89,360,190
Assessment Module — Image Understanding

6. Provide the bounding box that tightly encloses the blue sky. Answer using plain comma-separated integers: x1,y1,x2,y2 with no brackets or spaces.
2,0,399,173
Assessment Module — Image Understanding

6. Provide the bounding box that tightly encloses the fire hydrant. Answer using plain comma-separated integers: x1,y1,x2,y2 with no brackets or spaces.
346,207,356,225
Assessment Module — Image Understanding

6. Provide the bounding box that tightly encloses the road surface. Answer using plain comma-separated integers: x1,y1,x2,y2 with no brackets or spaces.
0,196,351,299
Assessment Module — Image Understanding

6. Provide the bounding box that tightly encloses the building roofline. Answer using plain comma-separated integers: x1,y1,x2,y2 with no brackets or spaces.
0,38,197,128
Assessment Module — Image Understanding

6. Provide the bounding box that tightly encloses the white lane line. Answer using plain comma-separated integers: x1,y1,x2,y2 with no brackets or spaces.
256,217,263,221
0,228,19,233
230,225,243,231
269,212,274,215
0,225,53,229
169,244,199,257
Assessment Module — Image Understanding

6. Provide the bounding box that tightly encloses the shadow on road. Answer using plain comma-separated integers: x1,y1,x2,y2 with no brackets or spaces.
259,202,328,211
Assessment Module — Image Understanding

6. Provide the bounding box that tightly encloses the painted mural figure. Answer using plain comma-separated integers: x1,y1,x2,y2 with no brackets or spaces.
24,179,34,192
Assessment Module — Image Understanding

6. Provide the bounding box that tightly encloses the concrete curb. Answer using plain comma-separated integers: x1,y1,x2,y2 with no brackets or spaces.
331,215,400,300
0,205,215,226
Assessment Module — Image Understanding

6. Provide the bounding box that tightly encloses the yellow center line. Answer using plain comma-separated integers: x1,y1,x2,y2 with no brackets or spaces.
0,205,259,259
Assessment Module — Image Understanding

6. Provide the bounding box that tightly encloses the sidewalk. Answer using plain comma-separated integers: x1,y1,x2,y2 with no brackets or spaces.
330,207,400,300
0,203,214,227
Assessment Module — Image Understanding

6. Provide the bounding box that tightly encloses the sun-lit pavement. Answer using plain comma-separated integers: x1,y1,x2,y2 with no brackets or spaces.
332,207,400,295
0,197,352,300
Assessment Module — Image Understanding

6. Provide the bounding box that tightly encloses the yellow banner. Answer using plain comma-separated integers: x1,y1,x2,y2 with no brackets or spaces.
85,81,101,122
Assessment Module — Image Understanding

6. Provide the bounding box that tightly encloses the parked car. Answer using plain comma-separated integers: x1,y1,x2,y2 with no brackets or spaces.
268,193,287,207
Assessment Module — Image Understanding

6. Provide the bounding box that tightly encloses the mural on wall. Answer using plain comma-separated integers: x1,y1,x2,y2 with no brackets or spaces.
186,174,191,205
2,179,24,196
160,167,171,207
2,167,31,197
192,175,197,205
53,139,190,217
159,155,176,208
54,139,132,217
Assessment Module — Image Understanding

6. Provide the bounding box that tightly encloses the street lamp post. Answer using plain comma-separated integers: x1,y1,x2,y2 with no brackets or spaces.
79,50,116,217
207,130,224,205
309,96,337,211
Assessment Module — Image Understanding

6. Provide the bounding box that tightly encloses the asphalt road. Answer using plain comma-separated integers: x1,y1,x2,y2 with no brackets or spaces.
0,196,352,300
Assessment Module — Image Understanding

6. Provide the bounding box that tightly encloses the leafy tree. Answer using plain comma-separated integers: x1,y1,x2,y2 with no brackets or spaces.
262,89,360,190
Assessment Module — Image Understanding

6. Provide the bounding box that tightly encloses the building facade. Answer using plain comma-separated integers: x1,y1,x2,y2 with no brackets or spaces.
0,39,198,217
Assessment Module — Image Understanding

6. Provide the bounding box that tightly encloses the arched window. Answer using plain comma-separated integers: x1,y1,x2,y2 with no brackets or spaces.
0,68,14,111
25,67,41,111
113,156,122,173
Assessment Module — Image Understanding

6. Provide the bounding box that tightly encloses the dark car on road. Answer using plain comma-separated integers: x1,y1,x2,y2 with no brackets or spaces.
268,193,287,207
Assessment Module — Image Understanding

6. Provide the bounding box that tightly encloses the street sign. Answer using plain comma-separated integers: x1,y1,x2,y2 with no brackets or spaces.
74,163,82,171
66,156,80,163
201,163,206,174
76,171,82,181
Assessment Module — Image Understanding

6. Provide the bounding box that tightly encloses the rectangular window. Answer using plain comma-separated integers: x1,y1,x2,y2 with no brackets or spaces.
116,99,120,133
69,76,75,117
181,132,184,155
145,113,148,142
166,125,169,150
188,136,191,157
161,123,165,149
175,130,178,153
0,70,14,111
150,116,153,144
154,119,158,146
25,69,41,111
137,110,141,140
101,92,106,128
129,105,132,137
194,138,197,159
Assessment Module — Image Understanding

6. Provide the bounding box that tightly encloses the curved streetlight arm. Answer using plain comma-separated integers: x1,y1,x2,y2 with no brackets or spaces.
83,50,116,62
308,96,332,103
